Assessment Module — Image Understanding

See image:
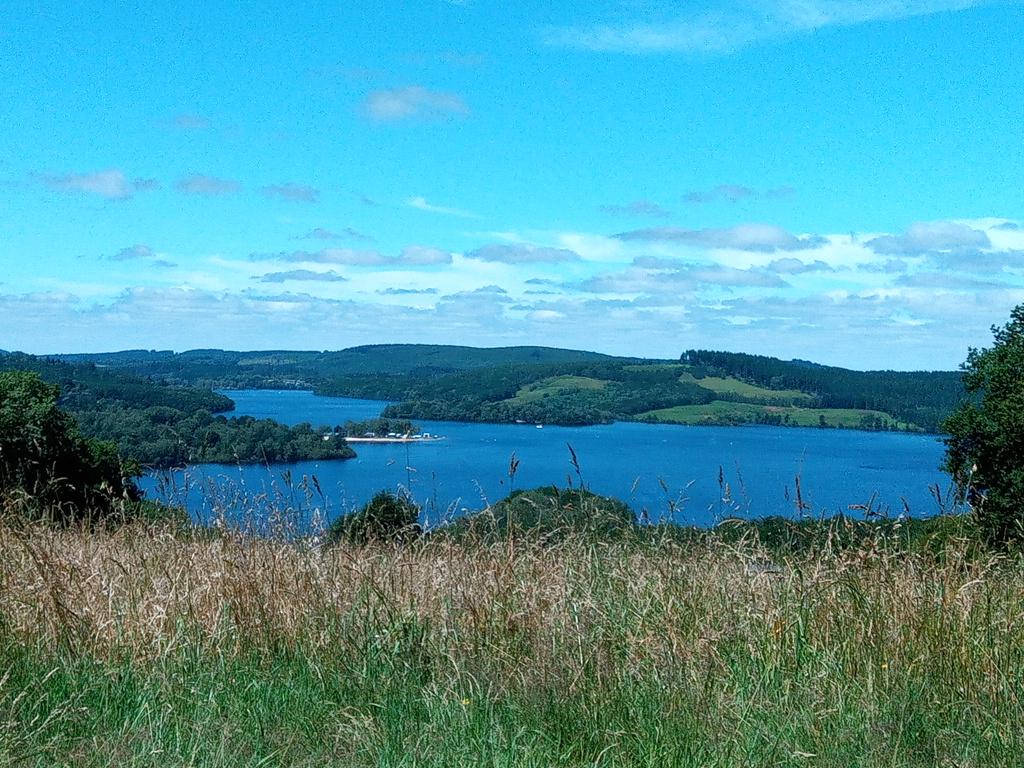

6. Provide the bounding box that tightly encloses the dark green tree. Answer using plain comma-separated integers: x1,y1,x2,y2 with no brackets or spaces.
325,490,421,545
943,305,1024,543
0,370,140,521
443,486,634,542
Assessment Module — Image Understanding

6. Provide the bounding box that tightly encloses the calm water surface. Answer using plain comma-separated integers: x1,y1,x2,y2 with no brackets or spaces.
141,389,950,530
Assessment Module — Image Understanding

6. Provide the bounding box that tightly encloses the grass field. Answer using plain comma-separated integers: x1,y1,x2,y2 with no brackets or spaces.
510,374,608,403
1,515,1021,767
513,371,814,408
678,372,814,403
643,400,907,429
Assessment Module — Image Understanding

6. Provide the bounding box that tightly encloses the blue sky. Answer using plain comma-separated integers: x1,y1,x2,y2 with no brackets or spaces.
1,0,1022,369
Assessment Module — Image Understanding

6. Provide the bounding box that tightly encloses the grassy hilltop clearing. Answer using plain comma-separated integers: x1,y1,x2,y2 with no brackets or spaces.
60,344,964,433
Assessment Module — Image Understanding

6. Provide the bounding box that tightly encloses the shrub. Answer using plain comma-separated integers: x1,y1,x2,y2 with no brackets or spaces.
445,485,634,541
325,490,421,545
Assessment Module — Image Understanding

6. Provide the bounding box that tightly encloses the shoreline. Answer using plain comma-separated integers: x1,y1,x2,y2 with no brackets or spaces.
344,436,446,444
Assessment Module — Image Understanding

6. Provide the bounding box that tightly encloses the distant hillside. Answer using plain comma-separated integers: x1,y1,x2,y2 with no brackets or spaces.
680,350,965,432
58,344,623,388
373,353,963,433
46,344,966,433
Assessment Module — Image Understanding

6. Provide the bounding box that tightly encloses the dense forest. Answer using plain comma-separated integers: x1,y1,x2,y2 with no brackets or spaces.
681,350,964,432
52,344,966,433
0,353,355,468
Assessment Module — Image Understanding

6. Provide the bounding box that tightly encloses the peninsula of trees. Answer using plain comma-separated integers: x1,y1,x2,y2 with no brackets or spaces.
0,353,355,469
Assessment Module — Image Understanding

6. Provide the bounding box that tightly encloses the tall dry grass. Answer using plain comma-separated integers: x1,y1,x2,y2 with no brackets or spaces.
1,519,1023,766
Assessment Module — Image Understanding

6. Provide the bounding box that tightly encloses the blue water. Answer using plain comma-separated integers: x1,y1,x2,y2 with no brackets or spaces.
140,389,951,530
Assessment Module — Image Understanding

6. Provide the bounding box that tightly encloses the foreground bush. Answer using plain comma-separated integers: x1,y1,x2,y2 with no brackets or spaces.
441,485,634,541
0,521,1021,766
325,489,421,545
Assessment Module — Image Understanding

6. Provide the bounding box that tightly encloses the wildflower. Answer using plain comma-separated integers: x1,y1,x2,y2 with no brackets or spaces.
881,662,889,671
461,698,471,707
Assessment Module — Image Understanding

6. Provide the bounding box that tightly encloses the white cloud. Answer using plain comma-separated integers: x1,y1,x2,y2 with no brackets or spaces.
683,184,795,203
687,265,786,287
528,309,566,321
364,86,469,122
765,257,835,274
547,1,1005,54
110,244,155,261
256,269,348,283
261,183,320,203
867,220,992,254
599,200,671,218
683,184,755,203
555,232,630,263
576,262,785,294
251,245,453,267
176,174,241,196
41,169,156,200
466,244,581,263
255,248,386,266
895,272,1010,290
407,196,479,219
103,244,177,269
299,227,374,242
398,245,453,265
378,287,439,295
616,224,825,252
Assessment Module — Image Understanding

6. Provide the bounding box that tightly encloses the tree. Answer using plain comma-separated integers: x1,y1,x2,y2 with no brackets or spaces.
943,305,1024,543
325,490,421,545
443,486,634,542
0,370,140,521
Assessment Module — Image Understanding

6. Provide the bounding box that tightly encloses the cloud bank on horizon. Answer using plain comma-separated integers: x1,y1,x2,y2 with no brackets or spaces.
1,0,1022,370
5,216,1023,370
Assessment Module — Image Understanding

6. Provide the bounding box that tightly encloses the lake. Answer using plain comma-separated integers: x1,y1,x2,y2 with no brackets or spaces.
140,389,951,530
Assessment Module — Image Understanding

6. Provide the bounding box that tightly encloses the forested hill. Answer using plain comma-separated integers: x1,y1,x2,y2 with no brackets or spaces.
47,345,965,433
370,355,963,433
0,352,233,413
681,351,964,433
0,353,355,468
57,345,620,388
